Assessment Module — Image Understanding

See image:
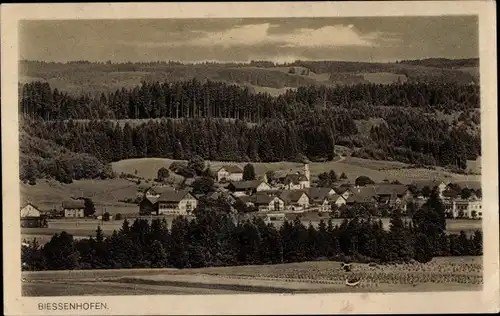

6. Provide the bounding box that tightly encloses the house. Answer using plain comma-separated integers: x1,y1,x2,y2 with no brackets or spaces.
411,180,447,198
157,190,198,215
334,186,354,200
216,165,244,182
345,186,378,206
281,164,311,190
62,199,85,218
142,187,163,199
227,180,272,196
450,198,482,219
249,193,285,212
374,184,412,209
139,196,158,215
306,187,336,212
20,203,47,228
279,190,310,211
20,202,41,218
328,194,347,208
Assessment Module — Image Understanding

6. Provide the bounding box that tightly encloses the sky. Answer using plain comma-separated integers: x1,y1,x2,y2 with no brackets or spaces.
19,16,479,63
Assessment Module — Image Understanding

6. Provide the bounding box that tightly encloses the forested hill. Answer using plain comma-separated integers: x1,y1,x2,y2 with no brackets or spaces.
19,77,481,184
19,59,478,97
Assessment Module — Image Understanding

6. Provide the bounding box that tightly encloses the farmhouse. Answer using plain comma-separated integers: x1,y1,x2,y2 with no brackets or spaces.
443,196,482,219
248,193,285,212
139,196,158,215
328,194,347,208
346,186,378,206
20,203,47,228
306,187,336,212
157,190,197,215
227,180,271,196
334,186,354,200
374,184,412,207
62,199,85,218
411,180,447,197
20,202,41,218
279,190,310,211
216,165,244,182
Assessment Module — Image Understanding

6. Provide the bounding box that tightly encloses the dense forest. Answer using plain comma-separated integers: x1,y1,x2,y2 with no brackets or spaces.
20,80,479,121
19,78,481,183
22,191,482,271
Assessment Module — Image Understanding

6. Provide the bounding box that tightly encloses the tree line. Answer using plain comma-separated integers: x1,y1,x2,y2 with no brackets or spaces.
22,189,482,271
20,80,479,121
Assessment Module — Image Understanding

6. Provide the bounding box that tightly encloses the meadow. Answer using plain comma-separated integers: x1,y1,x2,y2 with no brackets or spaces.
22,256,482,296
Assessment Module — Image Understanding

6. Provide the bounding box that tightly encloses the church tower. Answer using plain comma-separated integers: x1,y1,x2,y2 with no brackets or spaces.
304,163,310,184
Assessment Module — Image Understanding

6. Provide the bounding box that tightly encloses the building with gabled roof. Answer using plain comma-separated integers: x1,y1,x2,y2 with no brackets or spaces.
157,189,197,215
62,199,85,218
279,190,310,211
20,202,41,218
216,165,244,182
227,180,271,196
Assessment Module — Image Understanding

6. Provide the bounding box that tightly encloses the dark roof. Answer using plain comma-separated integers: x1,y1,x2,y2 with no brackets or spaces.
411,180,444,190
334,186,353,194
280,190,309,203
141,196,158,204
452,181,482,191
375,184,408,196
442,189,460,199
284,174,308,185
62,199,85,209
251,194,275,205
228,180,265,190
306,187,335,201
218,165,243,173
346,187,377,204
328,194,344,202
157,190,193,202
21,202,41,210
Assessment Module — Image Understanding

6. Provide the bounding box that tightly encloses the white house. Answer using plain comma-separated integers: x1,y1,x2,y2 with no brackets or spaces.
157,190,198,215
280,190,310,211
20,203,41,218
62,199,85,218
216,165,244,182
329,194,347,208
227,180,272,196
251,194,286,212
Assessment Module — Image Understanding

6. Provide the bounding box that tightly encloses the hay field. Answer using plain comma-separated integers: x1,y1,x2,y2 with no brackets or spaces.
22,256,482,296
362,72,408,84
112,157,480,185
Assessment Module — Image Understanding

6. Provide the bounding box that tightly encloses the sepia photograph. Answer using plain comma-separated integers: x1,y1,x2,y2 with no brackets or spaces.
2,2,499,315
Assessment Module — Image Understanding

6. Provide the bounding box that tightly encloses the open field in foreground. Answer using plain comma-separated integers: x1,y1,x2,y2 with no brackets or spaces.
21,218,482,245
22,256,482,296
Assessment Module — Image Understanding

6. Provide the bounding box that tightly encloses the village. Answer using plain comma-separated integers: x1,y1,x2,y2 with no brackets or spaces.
20,162,483,229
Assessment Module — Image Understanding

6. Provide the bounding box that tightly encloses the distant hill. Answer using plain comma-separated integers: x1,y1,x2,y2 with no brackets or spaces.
19,59,479,97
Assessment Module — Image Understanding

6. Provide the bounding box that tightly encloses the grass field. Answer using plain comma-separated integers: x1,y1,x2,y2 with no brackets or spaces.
362,72,408,84
22,256,482,296
112,157,480,185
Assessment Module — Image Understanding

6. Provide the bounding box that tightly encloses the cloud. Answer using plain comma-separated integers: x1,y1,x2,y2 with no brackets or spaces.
119,23,387,49
191,23,381,48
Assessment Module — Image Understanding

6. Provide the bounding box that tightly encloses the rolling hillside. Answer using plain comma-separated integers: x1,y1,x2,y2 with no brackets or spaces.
19,59,479,96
